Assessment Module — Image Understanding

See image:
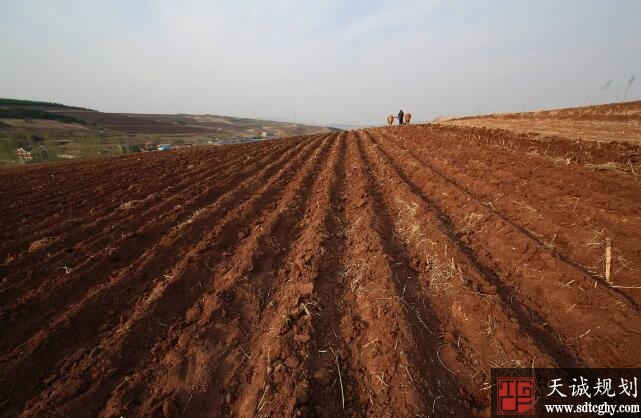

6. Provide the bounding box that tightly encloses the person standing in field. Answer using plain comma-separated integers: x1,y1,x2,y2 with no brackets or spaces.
398,109,405,125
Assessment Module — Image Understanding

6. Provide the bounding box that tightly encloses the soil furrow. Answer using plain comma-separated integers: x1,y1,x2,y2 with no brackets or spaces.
0,137,297,270
393,126,641,291
302,133,355,416
333,134,463,415
359,131,581,367
356,131,567,412
87,134,338,415
214,133,347,417
427,124,641,172
366,129,641,368
0,136,317,313
0,137,328,417
380,128,641,309
0,140,272,221
0,136,319,358
0,140,290,265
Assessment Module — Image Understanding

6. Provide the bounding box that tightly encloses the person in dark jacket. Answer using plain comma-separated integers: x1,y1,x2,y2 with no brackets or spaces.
398,109,405,125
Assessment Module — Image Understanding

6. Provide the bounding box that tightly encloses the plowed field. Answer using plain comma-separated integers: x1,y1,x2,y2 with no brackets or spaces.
1,124,640,417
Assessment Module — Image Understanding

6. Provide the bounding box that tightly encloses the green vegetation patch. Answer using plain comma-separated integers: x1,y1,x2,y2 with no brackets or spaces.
0,98,81,108
0,108,86,125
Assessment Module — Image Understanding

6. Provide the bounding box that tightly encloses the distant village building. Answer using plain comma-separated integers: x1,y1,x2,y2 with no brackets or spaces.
261,131,276,139
16,147,32,163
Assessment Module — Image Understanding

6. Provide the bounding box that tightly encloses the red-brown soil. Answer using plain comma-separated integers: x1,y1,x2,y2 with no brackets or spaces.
1,124,640,417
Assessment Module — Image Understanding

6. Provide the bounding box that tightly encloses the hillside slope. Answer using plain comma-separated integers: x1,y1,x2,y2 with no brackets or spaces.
439,100,641,143
1,98,331,137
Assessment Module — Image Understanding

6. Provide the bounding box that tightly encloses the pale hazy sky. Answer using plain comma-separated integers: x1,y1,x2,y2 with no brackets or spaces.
1,0,640,126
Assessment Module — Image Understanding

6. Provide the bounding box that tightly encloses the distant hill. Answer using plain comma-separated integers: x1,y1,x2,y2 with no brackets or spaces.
0,108,86,125
0,98,335,165
0,98,86,109
0,98,332,138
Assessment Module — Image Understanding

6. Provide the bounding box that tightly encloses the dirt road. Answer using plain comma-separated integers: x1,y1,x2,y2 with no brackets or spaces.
1,124,640,417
